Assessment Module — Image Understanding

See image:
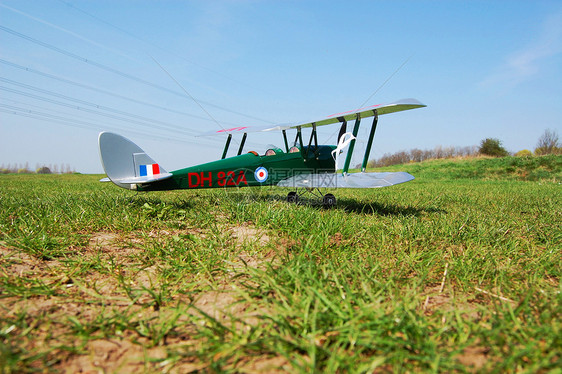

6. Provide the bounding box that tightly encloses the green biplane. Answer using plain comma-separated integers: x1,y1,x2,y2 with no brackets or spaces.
99,98,425,206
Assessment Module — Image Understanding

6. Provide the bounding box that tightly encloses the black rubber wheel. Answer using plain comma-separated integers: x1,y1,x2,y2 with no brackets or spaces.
322,193,336,207
287,191,299,204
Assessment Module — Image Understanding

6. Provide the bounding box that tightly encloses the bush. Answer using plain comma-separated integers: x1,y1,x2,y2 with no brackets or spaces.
36,166,52,174
535,129,561,155
515,149,532,157
479,138,509,157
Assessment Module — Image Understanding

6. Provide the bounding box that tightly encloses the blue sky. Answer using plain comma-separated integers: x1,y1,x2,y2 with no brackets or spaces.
1,0,561,173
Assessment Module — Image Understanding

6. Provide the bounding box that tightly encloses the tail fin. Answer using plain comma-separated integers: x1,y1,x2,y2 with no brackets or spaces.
98,132,172,190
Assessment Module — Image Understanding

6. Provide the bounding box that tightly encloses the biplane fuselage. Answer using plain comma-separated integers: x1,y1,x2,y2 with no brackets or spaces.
138,145,336,191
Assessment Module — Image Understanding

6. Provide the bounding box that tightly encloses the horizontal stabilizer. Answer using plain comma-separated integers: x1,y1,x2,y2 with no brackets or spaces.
277,172,414,189
114,173,173,184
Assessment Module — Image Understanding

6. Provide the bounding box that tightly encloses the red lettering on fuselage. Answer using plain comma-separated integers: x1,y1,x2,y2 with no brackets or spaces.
188,172,200,188
226,171,236,186
236,170,247,185
187,170,248,188
217,171,226,186
200,172,212,187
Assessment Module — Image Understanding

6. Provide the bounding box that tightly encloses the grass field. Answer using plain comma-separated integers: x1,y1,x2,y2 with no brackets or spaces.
1,155,561,373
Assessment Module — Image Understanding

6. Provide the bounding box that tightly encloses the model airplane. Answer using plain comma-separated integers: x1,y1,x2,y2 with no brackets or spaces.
99,98,426,206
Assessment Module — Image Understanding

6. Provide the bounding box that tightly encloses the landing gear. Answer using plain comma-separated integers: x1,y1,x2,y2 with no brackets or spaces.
287,191,299,204
322,193,336,208
286,189,336,207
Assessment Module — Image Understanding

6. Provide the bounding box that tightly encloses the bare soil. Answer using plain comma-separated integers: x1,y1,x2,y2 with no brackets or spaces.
0,225,291,373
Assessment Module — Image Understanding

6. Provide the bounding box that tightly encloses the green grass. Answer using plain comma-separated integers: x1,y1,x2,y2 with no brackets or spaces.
0,156,561,373
372,154,562,182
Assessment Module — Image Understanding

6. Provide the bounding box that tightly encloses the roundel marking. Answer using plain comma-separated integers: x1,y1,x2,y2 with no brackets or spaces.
254,167,268,183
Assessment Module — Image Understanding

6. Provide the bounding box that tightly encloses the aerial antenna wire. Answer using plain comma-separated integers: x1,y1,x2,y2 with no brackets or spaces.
149,55,226,132
358,54,413,109
323,54,414,145
147,58,264,147
148,55,244,149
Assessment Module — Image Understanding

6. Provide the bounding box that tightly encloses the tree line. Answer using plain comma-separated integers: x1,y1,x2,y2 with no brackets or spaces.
367,129,560,168
0,163,75,174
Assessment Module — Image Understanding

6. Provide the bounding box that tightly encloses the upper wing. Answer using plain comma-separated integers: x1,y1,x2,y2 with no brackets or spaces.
197,124,293,136
197,98,425,136
277,171,415,189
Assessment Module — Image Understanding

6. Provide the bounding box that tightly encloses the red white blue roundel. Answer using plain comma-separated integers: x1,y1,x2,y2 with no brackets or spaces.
254,167,268,183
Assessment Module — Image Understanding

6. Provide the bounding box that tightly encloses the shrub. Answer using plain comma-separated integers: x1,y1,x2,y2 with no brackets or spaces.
479,138,509,157
36,166,52,174
515,149,532,157
535,129,561,155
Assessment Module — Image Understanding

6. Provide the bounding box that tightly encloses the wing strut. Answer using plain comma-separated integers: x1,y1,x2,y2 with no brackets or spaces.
361,110,378,172
337,119,347,143
294,126,304,149
307,123,319,157
222,134,232,159
282,130,289,152
237,133,247,155
342,114,361,175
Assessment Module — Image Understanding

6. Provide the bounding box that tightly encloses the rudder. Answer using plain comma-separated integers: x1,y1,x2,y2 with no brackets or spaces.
98,132,171,189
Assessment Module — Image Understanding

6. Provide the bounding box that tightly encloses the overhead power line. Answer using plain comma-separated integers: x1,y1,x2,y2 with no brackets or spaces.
0,85,198,137
0,77,199,135
0,103,221,147
0,3,138,63
0,24,275,124
57,0,275,98
0,58,239,126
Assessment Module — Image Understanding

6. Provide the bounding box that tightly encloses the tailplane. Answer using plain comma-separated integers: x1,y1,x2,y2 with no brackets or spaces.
98,132,172,190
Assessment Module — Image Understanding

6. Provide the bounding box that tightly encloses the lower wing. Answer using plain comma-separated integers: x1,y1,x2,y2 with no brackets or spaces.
277,172,414,189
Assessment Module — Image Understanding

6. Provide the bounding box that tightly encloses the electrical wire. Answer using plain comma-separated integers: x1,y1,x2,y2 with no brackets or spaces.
0,85,198,137
56,0,276,98
0,77,199,134
0,104,221,147
0,24,275,124
0,58,241,126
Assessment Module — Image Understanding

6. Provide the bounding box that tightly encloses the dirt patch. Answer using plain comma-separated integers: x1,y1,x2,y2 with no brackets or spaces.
230,225,270,246
190,284,268,329
0,246,61,277
87,231,142,260
60,338,167,374
238,355,291,373
422,285,451,313
192,288,241,320
133,264,160,289
89,232,120,248
456,344,490,371
420,285,489,370
227,224,292,271
0,225,286,373
421,285,451,313
421,285,481,322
